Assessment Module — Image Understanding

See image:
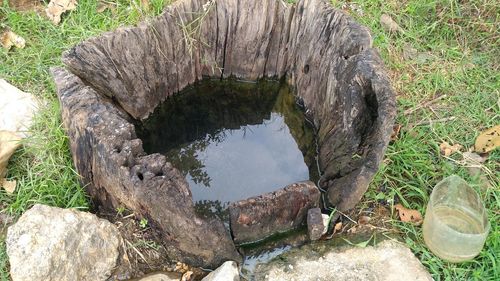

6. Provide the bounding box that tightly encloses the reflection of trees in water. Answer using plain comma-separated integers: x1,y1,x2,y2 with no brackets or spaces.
166,131,227,188
272,85,320,183
194,199,230,222
136,79,320,219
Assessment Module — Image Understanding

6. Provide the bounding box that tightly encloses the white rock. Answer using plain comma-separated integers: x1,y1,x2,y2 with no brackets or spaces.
202,261,240,281
138,272,182,281
6,204,123,281
0,79,39,138
256,240,433,281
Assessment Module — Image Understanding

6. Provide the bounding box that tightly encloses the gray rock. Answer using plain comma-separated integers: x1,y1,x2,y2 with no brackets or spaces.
202,261,240,281
229,181,320,244
307,208,328,240
255,240,433,281
137,272,182,281
6,204,123,281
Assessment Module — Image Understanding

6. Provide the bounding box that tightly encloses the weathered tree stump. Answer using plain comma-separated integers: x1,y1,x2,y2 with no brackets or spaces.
52,0,395,268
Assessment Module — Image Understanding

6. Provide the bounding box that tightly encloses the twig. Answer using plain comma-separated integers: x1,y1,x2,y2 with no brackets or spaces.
125,239,149,266
414,116,456,126
123,213,135,219
336,209,357,224
404,94,447,115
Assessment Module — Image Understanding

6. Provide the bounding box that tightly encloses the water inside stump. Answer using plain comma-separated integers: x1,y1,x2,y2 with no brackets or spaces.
136,79,319,217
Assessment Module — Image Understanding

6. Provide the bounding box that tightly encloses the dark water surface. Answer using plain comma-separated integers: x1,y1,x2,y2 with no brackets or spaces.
136,79,318,216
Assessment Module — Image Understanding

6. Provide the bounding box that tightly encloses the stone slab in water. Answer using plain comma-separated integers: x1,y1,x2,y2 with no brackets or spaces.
229,181,320,244
53,0,396,269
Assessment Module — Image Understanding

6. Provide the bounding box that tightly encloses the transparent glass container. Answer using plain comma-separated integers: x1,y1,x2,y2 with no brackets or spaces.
423,175,490,262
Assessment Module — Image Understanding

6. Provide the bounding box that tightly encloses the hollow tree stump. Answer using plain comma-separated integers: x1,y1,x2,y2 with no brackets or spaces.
52,0,396,268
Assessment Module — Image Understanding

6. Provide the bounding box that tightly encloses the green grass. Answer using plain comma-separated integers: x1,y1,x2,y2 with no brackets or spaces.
332,0,499,279
0,0,499,280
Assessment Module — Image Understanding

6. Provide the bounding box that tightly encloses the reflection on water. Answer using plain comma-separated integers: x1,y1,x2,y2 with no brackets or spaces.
136,79,318,218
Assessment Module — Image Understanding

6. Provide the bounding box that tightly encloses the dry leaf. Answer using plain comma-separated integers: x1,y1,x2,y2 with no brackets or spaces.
96,0,116,13
390,124,401,141
358,216,371,225
394,204,422,226
1,179,16,194
333,221,342,234
475,125,500,153
45,0,78,25
463,151,487,177
175,262,190,273
1,29,26,50
181,271,193,281
140,0,149,10
439,141,462,156
0,131,22,179
380,14,403,33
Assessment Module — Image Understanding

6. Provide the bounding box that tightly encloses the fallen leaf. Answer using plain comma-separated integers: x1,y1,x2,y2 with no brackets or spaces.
333,221,342,233
175,262,190,273
45,0,78,25
1,179,16,194
96,0,116,13
475,125,500,153
1,29,26,50
181,271,193,281
394,204,422,226
140,0,149,10
402,43,417,60
390,124,401,141
439,141,462,156
463,151,487,177
358,216,371,225
0,131,22,179
380,14,402,33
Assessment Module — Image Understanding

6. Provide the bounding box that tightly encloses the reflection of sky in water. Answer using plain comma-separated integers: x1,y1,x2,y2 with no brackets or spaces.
240,245,292,280
185,112,309,204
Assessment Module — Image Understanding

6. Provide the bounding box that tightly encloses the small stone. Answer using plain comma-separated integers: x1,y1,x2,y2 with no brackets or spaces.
201,261,240,281
6,204,123,281
402,44,418,60
138,272,183,281
307,208,326,240
416,53,433,65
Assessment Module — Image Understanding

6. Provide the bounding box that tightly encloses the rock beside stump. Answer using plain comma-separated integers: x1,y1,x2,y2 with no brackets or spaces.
6,204,123,281
307,208,329,240
255,240,433,281
201,261,240,281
